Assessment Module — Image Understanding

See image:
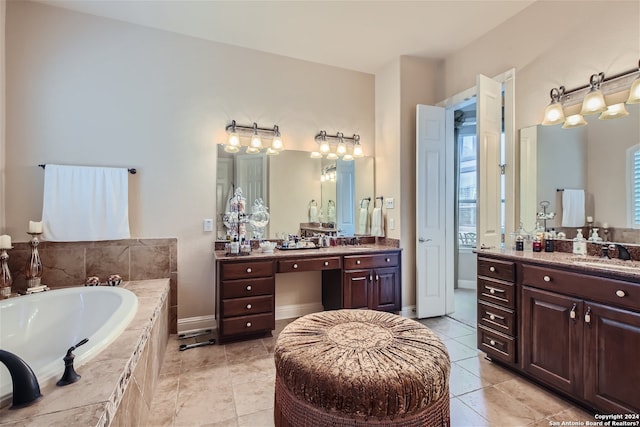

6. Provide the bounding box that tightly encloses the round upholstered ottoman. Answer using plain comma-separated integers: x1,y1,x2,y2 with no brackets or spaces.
273,310,451,426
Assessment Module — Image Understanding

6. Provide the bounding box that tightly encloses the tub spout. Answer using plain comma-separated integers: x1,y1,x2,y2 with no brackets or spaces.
0,349,42,409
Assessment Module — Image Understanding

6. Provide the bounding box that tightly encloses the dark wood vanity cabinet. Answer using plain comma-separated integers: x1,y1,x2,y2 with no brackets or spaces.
478,254,640,414
343,253,401,312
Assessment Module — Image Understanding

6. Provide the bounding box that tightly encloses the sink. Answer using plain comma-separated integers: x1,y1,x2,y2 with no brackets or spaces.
572,260,640,273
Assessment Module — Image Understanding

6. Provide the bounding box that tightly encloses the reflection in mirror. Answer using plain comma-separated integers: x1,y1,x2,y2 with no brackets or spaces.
216,146,374,239
519,103,639,244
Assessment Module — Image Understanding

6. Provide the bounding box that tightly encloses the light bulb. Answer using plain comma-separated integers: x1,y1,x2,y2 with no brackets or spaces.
310,151,322,159
336,142,347,156
266,147,279,155
562,114,587,129
227,131,240,147
246,146,260,154
224,144,240,153
580,74,607,115
250,132,262,149
271,135,283,151
353,143,363,158
541,87,565,126
343,153,354,161
627,76,640,104
326,152,338,160
319,141,330,153
599,103,629,120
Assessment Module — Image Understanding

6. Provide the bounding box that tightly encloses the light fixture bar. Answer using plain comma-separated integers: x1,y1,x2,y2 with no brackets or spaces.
559,63,640,107
315,131,360,145
225,120,281,137
224,120,284,153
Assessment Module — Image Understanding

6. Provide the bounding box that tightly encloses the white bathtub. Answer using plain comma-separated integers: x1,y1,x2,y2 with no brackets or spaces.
0,286,138,405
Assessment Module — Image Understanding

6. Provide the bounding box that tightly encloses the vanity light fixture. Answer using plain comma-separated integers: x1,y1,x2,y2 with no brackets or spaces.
580,73,607,115
223,120,284,154
541,59,640,128
541,87,566,126
313,130,362,160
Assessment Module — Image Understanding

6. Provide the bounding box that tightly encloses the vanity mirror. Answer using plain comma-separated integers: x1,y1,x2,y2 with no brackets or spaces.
519,103,639,243
216,146,374,239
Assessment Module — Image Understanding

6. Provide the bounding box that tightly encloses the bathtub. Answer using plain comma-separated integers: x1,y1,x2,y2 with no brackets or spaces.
0,286,138,405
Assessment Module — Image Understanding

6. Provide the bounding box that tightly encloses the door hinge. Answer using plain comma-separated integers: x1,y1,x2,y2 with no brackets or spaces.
499,164,506,175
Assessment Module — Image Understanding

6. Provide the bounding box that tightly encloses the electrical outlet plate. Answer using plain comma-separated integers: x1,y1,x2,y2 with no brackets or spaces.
385,198,394,209
389,218,395,230
203,219,214,232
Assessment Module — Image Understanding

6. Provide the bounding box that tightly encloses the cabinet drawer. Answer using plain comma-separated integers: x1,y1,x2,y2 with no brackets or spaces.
522,264,640,312
344,253,399,270
478,257,515,282
221,277,274,299
478,300,516,336
478,278,516,309
277,257,341,273
221,313,274,336
220,260,274,280
222,295,274,317
478,325,516,363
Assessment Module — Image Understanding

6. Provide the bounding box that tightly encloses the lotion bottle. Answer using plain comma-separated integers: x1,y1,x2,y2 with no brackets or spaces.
572,229,587,256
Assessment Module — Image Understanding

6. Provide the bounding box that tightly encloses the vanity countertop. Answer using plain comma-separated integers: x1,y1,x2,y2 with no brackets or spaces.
214,244,401,261
476,248,640,281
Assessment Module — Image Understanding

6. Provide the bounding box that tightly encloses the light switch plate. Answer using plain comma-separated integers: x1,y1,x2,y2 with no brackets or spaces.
389,218,395,230
203,219,214,232
385,198,395,209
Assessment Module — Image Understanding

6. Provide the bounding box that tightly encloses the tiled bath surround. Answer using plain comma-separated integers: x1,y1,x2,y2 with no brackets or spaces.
6,238,178,333
0,279,170,426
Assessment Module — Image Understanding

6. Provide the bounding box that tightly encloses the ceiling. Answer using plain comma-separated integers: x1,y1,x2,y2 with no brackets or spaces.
39,0,536,74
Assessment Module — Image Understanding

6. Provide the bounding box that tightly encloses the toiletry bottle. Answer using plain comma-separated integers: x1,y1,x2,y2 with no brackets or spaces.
544,230,554,252
572,229,586,256
230,237,240,255
532,236,542,252
515,235,524,251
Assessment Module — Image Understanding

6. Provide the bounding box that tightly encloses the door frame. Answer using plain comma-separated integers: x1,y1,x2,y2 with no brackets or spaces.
435,69,516,315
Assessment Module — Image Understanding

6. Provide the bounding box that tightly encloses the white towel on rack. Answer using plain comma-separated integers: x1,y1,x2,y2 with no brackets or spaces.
561,189,585,227
358,207,368,235
370,207,384,237
42,164,130,241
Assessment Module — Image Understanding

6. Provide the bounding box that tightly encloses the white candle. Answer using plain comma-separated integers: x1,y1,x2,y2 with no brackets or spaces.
586,216,593,223
0,235,11,248
28,221,43,233
602,222,609,229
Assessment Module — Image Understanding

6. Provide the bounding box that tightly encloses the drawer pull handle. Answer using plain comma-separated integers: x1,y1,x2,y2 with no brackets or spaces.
616,290,627,298
246,322,252,328
246,267,252,273
324,261,329,266
386,258,390,262
585,307,592,326
489,339,496,346
570,303,577,321
489,266,496,272
543,275,551,282
486,311,504,321
375,274,379,281
356,260,361,265
246,285,252,291
370,275,373,281
246,304,252,310
293,264,298,269
485,286,504,294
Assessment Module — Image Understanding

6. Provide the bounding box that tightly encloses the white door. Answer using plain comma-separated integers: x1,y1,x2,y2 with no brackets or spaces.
235,154,268,235
476,74,503,249
416,105,454,318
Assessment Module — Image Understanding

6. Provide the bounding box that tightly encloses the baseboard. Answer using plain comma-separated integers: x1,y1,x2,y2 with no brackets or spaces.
275,302,324,320
458,279,477,290
177,315,216,335
400,305,417,318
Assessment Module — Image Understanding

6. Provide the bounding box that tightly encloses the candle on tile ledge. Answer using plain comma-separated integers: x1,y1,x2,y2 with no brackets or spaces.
586,216,593,223
0,235,11,248
28,220,43,234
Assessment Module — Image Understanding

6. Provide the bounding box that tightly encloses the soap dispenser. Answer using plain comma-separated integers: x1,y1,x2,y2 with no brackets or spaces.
573,229,587,256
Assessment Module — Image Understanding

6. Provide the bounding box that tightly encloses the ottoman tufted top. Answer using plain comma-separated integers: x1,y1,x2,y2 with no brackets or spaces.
274,309,450,420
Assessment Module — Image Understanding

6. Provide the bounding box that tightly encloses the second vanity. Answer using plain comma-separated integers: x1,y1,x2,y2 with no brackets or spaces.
476,249,640,414
215,245,401,343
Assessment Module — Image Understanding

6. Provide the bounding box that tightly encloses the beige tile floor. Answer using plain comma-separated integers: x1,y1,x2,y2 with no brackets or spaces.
148,316,598,427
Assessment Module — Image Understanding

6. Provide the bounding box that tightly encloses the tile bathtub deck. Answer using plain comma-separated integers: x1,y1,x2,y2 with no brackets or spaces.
148,316,597,427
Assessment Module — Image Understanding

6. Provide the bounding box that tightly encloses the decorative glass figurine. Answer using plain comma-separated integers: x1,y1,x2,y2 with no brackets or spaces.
249,198,270,239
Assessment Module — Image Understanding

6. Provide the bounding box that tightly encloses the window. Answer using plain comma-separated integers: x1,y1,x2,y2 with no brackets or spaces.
458,133,477,247
628,144,640,228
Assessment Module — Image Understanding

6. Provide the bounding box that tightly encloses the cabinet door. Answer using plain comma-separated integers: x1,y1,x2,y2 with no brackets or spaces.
343,270,370,309
522,286,583,396
584,302,640,414
371,267,400,312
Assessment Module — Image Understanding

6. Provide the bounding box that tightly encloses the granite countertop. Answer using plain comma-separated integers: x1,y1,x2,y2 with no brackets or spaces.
477,248,640,281
214,244,401,261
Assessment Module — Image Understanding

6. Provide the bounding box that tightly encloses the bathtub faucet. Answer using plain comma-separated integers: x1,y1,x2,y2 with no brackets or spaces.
57,338,89,386
0,349,43,409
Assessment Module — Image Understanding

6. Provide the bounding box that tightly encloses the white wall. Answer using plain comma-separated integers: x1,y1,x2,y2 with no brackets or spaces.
5,1,374,321
0,0,5,231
